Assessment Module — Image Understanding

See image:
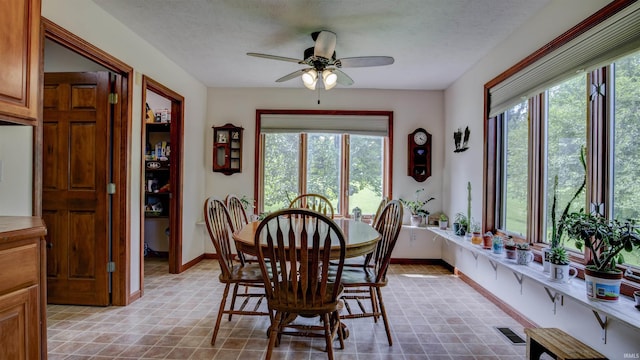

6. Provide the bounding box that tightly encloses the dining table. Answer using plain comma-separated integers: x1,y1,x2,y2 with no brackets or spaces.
232,217,381,340
232,218,381,259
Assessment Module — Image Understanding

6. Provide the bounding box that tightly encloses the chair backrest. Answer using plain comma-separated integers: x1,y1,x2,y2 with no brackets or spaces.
372,197,390,227
255,208,345,308
371,200,403,282
288,193,335,218
203,197,235,277
225,194,249,233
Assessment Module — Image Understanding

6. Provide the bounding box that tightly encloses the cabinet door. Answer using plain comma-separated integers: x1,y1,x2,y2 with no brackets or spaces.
0,0,41,124
0,286,40,360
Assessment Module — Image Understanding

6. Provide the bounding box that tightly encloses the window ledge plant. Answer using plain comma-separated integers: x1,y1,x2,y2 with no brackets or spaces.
399,188,434,226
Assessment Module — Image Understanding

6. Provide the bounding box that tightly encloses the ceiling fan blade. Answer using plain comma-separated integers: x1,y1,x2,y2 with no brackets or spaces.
275,69,308,83
333,69,354,86
313,30,337,59
336,56,395,68
247,52,303,64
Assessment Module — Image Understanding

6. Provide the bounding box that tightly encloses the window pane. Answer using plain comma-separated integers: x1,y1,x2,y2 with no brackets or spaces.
613,51,640,267
348,135,384,215
263,133,299,212
545,74,587,251
503,101,528,235
307,134,341,212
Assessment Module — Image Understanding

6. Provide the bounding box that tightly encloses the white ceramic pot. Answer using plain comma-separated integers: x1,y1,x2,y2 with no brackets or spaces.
549,263,577,283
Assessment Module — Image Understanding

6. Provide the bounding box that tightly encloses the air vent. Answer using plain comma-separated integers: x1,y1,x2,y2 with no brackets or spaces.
496,327,526,345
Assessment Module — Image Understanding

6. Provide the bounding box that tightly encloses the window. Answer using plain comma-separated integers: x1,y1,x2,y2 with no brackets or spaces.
544,74,587,252
613,51,640,267
484,2,640,293
501,101,529,236
256,110,392,218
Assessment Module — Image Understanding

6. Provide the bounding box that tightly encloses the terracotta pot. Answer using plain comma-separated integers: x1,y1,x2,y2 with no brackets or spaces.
482,235,492,249
504,245,516,260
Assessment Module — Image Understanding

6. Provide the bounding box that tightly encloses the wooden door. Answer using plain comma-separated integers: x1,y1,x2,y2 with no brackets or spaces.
42,72,111,306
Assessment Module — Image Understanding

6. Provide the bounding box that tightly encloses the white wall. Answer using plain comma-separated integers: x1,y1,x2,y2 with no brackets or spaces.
205,87,445,252
443,0,640,357
0,126,32,215
42,0,209,294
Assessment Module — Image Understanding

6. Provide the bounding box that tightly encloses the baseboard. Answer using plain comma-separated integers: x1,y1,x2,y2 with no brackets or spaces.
203,252,218,259
390,258,445,265
180,254,204,272
455,268,538,329
127,289,141,305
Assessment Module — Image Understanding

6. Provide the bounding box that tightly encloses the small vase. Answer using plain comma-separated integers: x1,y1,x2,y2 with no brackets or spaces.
439,220,448,230
471,232,482,245
505,245,516,260
482,235,492,249
410,215,422,227
542,248,551,273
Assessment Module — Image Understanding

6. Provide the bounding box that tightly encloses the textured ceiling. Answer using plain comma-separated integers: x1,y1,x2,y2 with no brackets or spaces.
92,0,551,90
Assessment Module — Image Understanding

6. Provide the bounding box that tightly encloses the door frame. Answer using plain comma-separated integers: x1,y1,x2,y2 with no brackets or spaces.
140,76,184,278
40,18,134,305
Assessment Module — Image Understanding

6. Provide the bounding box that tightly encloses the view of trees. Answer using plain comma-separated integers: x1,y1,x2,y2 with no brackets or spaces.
504,101,528,235
262,132,384,215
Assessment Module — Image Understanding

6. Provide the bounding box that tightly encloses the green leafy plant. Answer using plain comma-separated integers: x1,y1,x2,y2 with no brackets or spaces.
399,188,435,216
549,147,586,249
454,212,468,228
516,242,530,250
562,212,640,272
239,195,254,210
549,246,569,265
439,213,448,222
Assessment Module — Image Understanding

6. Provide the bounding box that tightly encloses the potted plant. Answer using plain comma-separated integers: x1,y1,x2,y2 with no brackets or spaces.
562,212,640,301
545,147,587,272
492,236,504,254
439,213,448,230
515,242,533,265
470,221,482,245
453,212,468,236
399,188,435,227
548,246,577,282
504,237,517,259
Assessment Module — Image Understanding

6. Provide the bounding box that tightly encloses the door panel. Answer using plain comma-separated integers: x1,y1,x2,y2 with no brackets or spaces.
43,72,110,306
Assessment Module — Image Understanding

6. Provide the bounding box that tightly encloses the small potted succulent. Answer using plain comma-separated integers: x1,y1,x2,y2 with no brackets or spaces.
548,246,577,283
504,237,517,259
515,242,533,265
470,221,482,245
439,213,448,230
492,236,504,254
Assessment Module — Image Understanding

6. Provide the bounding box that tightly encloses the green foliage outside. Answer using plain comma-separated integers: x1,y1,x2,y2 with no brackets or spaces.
262,133,384,216
504,101,528,235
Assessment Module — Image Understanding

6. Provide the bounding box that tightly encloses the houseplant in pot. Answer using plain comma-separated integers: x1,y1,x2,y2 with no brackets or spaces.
515,242,534,265
453,212,468,236
439,213,448,230
400,188,435,227
562,212,640,301
548,246,577,283
504,237,516,259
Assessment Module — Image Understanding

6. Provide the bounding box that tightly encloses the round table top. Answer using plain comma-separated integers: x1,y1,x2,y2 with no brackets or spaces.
233,218,381,259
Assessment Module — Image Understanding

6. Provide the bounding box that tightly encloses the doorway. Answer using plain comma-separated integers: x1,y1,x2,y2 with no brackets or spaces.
140,76,184,280
41,19,133,305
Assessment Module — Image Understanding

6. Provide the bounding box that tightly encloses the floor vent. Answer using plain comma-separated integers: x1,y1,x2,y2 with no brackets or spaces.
496,327,526,345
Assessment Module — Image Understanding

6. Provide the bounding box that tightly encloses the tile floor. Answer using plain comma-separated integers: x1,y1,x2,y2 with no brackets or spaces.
47,259,528,359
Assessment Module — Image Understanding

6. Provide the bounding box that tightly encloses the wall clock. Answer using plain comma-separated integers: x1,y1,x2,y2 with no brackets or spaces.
408,128,431,182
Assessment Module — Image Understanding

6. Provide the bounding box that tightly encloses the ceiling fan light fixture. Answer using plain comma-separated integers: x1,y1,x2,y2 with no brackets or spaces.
322,70,337,90
302,69,318,90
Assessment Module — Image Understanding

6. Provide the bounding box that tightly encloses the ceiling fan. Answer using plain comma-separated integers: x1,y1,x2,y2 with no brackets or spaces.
247,30,394,90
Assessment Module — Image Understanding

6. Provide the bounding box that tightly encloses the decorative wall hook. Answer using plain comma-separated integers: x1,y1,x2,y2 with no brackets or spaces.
454,126,470,153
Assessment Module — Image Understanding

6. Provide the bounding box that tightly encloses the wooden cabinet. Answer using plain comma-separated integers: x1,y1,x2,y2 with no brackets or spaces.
213,123,243,175
0,217,47,359
0,0,41,125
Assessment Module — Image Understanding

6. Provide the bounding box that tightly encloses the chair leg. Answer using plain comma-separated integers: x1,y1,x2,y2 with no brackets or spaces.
265,311,282,360
228,283,240,321
333,310,344,350
369,286,379,322
211,283,231,345
376,287,393,346
322,313,335,360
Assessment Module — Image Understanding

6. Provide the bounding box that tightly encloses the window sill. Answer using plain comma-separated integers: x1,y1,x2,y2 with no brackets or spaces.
428,227,640,335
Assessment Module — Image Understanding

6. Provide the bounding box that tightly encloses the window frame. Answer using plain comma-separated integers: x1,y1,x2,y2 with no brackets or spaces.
254,109,393,218
483,1,640,295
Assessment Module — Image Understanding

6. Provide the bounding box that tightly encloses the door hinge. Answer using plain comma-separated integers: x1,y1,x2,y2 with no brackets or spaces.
107,183,116,194
107,262,116,273
108,93,118,104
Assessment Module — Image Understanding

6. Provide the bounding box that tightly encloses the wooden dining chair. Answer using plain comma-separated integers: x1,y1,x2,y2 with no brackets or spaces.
288,193,335,218
339,199,403,346
225,194,254,263
255,208,346,360
203,197,270,345
372,197,390,227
